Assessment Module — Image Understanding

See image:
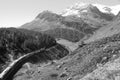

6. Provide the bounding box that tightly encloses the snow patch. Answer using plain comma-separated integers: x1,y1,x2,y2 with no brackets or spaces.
62,2,120,16
93,3,120,15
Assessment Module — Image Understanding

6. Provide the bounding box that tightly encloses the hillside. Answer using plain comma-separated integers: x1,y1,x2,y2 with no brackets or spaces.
0,28,69,73
62,3,115,28
21,11,96,42
13,28,120,80
85,12,120,43
1,2,120,80
21,4,115,42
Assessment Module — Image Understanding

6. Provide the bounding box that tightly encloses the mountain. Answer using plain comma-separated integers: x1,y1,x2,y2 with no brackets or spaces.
62,3,115,32
21,3,119,44
62,3,120,16
14,28,120,80
85,11,120,43
91,4,120,15
56,3,120,44
21,11,64,30
36,10,63,22
114,11,120,20
21,11,98,42
62,3,115,20
2,2,120,80
21,7,114,43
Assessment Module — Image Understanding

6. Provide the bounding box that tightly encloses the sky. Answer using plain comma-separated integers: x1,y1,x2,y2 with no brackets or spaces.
0,0,120,27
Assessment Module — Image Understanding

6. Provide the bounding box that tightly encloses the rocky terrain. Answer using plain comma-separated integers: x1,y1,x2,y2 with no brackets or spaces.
0,28,69,73
21,3,115,42
1,2,120,80
12,29,120,80
85,11,120,43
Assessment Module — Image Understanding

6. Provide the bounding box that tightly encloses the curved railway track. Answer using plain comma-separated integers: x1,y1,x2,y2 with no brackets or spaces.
0,44,69,80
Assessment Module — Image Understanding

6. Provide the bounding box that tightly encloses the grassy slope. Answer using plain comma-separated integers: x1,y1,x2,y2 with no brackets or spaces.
21,11,106,42
14,29,120,80
0,28,69,74
85,19,120,43
80,54,120,80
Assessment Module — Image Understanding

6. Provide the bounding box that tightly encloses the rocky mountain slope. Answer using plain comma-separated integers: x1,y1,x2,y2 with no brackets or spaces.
21,11,96,42
62,3,115,29
85,12,120,43
62,3,120,16
0,28,69,73
62,3,114,21
21,3,115,42
1,2,120,80
80,55,120,80
13,28,120,80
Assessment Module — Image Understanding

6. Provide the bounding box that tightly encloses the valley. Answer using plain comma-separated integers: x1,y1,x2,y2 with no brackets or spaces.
1,2,120,80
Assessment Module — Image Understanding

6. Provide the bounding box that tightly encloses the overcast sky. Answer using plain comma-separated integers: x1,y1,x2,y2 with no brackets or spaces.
0,0,120,27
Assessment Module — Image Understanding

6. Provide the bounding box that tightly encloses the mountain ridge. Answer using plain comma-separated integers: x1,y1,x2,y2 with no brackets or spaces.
21,10,98,42
2,2,120,80
62,2,120,16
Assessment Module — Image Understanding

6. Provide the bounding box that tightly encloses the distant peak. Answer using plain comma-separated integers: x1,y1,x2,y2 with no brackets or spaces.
36,10,54,18
93,4,120,15
35,10,63,22
68,2,95,10
72,2,92,8
62,2,120,16
62,3,99,16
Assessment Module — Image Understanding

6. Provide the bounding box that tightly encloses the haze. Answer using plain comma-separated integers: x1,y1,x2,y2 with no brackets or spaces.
0,0,120,27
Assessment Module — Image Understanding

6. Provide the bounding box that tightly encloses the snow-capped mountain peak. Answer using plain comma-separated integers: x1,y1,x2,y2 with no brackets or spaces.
62,2,120,16
93,4,112,13
62,3,96,16
69,2,93,10
110,5,120,15
93,4,120,15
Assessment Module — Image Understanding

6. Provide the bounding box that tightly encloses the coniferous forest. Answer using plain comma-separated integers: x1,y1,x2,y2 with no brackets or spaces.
0,28,57,72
